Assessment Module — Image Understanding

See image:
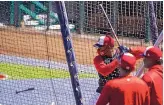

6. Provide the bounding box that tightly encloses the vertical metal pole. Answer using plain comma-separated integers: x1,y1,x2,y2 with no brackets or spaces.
79,1,85,34
47,1,51,30
145,2,150,43
112,1,118,35
10,1,14,25
149,1,158,45
55,1,83,105
14,1,20,27
30,2,35,12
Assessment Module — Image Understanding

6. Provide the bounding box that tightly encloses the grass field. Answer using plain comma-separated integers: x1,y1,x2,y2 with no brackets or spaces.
0,63,97,79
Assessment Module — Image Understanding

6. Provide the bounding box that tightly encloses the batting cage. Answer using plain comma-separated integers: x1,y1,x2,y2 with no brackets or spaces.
0,1,163,105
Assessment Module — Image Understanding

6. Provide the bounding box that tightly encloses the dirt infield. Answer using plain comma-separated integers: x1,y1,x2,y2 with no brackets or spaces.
0,26,97,65
0,26,150,66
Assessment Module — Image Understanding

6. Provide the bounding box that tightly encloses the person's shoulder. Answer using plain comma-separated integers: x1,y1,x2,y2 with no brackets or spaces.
142,73,152,83
117,76,146,85
93,55,103,62
132,76,147,84
106,78,123,86
150,65,163,73
105,77,136,89
124,76,144,84
94,55,101,60
142,69,156,78
127,77,149,90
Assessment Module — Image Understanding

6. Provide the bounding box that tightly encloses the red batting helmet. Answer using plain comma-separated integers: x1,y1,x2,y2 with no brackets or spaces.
120,53,136,71
93,35,114,48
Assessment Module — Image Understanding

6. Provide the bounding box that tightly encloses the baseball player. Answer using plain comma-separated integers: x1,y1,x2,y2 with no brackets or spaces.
93,34,120,93
96,53,150,105
129,46,163,105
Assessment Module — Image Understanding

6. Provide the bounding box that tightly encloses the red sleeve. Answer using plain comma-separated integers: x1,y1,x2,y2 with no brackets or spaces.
93,56,119,76
96,84,111,105
130,47,146,60
142,74,153,89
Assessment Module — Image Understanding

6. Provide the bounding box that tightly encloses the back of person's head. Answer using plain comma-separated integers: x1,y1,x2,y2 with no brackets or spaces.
93,34,114,48
143,46,163,64
119,53,136,75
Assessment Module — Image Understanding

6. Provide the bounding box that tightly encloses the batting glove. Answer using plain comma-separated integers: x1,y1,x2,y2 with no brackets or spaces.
118,45,130,53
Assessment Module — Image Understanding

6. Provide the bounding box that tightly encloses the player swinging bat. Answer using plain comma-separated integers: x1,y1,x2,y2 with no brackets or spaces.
93,3,129,93
89,4,129,105
89,3,163,105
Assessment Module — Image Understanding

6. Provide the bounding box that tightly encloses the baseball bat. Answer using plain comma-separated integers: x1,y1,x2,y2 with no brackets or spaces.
99,4,121,47
16,87,35,94
136,30,163,77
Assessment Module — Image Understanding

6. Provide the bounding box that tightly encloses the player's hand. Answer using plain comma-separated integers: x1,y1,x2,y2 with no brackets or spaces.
118,45,130,53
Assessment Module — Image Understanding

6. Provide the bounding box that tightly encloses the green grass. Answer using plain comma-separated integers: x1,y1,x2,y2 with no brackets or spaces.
0,63,97,79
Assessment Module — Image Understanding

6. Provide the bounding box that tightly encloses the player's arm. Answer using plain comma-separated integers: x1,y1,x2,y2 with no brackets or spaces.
129,46,146,60
142,74,153,89
96,83,111,105
118,45,146,60
94,56,119,76
142,75,151,105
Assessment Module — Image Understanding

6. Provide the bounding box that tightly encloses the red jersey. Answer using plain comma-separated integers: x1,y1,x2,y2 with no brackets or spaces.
93,55,119,76
96,76,150,105
130,46,163,105
142,65,163,105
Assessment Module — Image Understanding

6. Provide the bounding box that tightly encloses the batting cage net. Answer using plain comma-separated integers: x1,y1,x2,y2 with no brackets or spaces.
0,1,163,105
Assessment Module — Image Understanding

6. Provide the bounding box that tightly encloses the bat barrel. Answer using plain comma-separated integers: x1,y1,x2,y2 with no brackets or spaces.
99,4,121,47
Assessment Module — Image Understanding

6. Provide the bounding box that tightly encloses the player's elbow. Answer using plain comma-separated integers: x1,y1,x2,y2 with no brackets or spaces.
96,66,112,76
